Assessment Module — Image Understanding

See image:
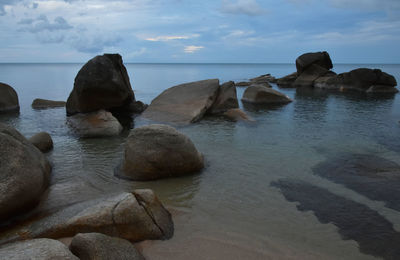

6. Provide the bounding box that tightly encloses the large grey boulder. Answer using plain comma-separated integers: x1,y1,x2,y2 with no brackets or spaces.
116,124,204,181
29,132,53,153
0,190,173,244
66,54,135,116
70,233,144,260
0,83,19,113
0,124,51,222
32,98,66,109
314,68,398,93
241,85,292,104
0,238,78,260
142,79,220,125
208,81,239,114
67,110,123,138
296,51,333,74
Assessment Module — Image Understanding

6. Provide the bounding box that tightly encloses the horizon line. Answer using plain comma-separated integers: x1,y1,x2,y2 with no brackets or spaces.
1,62,400,65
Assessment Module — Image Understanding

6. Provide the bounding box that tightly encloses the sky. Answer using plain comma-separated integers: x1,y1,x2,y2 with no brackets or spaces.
0,0,400,63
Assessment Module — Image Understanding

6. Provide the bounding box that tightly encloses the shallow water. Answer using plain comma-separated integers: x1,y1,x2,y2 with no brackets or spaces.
1,63,400,259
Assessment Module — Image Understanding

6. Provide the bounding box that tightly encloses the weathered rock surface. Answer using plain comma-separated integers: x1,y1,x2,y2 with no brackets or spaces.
0,190,173,244
208,81,239,114
116,124,204,181
70,233,144,260
223,108,254,122
235,81,252,87
32,98,66,109
142,79,220,125
66,54,135,115
29,132,53,153
241,85,292,104
67,110,122,138
276,72,298,88
295,51,333,74
314,68,398,93
293,64,335,88
0,83,19,113
0,238,78,260
0,124,51,222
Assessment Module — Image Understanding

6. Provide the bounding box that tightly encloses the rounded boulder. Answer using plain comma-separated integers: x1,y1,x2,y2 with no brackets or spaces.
0,83,19,113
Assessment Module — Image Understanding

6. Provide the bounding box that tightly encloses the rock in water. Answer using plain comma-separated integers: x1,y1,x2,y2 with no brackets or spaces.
0,124,51,222
208,81,239,114
32,98,66,109
70,233,145,260
67,110,123,138
241,85,292,104
29,132,53,153
223,108,254,122
116,124,204,181
142,79,220,125
276,72,298,88
295,51,333,74
0,83,19,113
66,54,135,115
0,238,78,260
293,64,335,88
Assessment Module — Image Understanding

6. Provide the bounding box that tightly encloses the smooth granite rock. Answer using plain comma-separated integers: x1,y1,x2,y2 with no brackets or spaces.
0,83,19,113
208,81,239,114
276,72,298,88
295,51,333,74
293,64,334,88
241,85,292,104
29,132,53,153
223,108,254,122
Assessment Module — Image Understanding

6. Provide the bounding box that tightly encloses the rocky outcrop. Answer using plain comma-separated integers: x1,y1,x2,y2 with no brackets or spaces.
314,68,398,93
116,124,204,181
142,79,220,125
295,51,333,74
29,132,53,153
276,72,298,88
293,64,335,88
66,54,135,116
208,81,239,114
250,74,277,84
0,83,19,113
241,85,292,104
31,99,66,109
0,238,78,260
70,233,144,260
0,190,173,244
223,108,254,122
0,124,51,222
67,110,123,138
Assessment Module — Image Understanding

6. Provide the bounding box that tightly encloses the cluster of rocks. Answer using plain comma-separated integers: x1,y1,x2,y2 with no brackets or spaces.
276,51,398,93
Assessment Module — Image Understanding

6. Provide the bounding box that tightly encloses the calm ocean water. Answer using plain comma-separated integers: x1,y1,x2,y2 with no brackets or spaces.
1,63,400,259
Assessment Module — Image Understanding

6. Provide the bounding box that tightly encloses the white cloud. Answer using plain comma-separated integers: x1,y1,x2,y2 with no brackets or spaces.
144,34,199,42
220,0,266,16
184,45,204,53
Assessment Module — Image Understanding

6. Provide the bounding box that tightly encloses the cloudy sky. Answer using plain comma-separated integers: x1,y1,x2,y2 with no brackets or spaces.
0,0,399,63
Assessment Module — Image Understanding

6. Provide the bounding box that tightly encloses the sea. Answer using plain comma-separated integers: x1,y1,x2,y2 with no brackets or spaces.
1,63,400,259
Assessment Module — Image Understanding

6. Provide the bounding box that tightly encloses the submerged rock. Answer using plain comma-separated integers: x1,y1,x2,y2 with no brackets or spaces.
241,85,292,104
295,51,333,74
0,83,19,113
313,153,400,212
0,238,78,260
271,179,400,260
116,124,204,181
32,98,66,109
67,110,122,138
142,79,220,125
223,108,254,122
70,233,144,260
208,81,239,114
66,54,135,116
29,132,53,153
0,124,51,222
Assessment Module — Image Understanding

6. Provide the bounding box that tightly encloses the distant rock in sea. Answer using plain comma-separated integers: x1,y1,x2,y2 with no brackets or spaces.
32,98,66,109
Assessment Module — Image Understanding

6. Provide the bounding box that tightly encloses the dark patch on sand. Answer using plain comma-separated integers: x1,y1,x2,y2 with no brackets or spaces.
271,179,400,260
313,154,400,211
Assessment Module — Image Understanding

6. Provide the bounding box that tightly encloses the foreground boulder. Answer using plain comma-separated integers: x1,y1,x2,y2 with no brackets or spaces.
142,79,219,125
0,124,51,222
208,81,239,114
0,83,19,113
296,51,333,74
29,132,53,153
67,110,122,138
66,54,135,115
314,68,398,93
32,98,66,109
0,190,173,244
116,124,204,181
70,233,144,260
241,85,292,104
0,238,78,260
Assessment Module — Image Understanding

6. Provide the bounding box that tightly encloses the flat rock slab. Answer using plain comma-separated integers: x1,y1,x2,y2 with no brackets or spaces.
313,153,400,212
142,79,220,125
272,179,400,260
32,99,66,109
